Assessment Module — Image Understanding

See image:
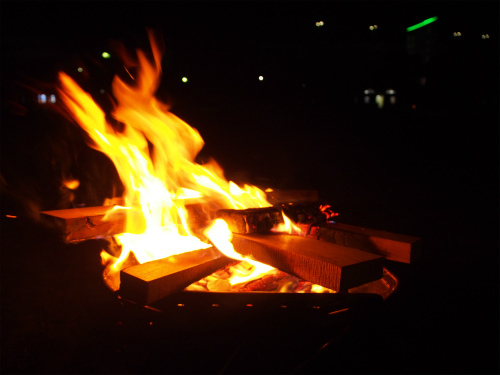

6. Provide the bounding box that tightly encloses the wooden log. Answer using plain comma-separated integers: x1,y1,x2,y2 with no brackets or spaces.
216,207,282,234
40,197,220,243
265,189,319,205
119,247,232,305
40,206,125,243
231,233,384,292
313,222,422,264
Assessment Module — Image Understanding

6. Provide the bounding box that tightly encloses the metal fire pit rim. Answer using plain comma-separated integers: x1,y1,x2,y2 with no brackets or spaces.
117,267,397,314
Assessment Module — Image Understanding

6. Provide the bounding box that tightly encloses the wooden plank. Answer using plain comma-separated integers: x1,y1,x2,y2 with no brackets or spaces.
119,247,232,305
40,206,125,242
315,222,422,264
215,207,421,264
231,233,384,292
265,189,319,205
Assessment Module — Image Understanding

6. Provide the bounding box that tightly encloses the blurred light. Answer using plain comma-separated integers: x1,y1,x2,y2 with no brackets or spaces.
364,96,370,104
412,104,417,110
390,96,396,105
37,94,47,103
369,25,378,30
375,94,384,109
406,16,438,32
102,52,111,59
364,88,375,95
49,94,56,103
182,77,188,83
99,89,105,94
385,89,395,95
77,67,83,73
482,34,490,39
258,76,264,81
316,21,324,27
453,31,462,37
369,25,374,31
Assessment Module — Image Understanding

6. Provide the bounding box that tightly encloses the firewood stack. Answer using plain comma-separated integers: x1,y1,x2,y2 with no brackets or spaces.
41,189,421,305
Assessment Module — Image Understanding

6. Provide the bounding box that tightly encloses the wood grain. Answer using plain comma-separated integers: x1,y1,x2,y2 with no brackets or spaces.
119,247,232,305
317,222,422,263
41,206,125,242
231,233,384,292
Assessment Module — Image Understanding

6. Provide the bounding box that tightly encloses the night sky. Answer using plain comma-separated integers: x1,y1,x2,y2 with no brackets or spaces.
1,1,499,374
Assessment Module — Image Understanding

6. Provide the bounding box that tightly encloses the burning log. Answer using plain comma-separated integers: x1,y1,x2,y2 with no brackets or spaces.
313,222,422,264
265,189,319,205
231,233,384,292
217,207,420,263
41,206,125,242
216,207,282,234
119,247,232,305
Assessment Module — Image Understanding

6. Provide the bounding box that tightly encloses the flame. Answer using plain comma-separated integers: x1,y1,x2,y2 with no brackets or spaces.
205,219,274,285
58,31,271,288
63,179,80,190
272,211,302,235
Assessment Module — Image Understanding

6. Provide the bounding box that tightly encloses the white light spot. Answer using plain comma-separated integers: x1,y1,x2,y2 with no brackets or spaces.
49,94,56,103
316,21,324,27
182,77,188,83
37,94,47,103
258,76,264,81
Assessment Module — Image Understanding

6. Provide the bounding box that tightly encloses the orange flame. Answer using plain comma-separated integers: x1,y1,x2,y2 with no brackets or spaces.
58,31,272,288
271,211,302,235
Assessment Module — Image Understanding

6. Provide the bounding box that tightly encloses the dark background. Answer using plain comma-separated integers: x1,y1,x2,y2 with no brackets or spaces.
1,1,499,373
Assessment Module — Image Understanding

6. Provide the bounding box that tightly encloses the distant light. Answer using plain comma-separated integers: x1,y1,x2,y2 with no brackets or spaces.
364,88,375,95
369,25,378,30
406,16,438,32
482,34,490,39
101,52,111,59
316,21,324,27
77,67,83,73
49,94,56,103
453,31,462,37
258,75,264,81
182,77,188,83
369,25,374,31
375,94,384,109
385,89,395,95
37,94,47,103
99,89,105,94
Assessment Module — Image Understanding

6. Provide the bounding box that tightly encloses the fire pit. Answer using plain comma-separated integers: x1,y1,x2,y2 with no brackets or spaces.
33,32,421,321
35,34,420,371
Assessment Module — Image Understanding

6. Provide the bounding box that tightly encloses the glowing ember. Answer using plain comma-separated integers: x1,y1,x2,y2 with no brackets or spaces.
58,31,272,289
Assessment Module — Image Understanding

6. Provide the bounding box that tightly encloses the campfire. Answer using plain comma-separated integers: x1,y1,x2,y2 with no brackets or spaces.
41,31,420,307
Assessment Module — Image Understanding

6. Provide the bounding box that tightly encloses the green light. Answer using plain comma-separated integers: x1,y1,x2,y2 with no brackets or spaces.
102,52,111,59
406,16,438,32
182,77,188,83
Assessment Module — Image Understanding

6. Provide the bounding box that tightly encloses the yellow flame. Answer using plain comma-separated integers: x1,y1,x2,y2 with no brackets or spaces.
58,32,271,287
63,179,80,190
205,219,274,285
272,212,302,235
